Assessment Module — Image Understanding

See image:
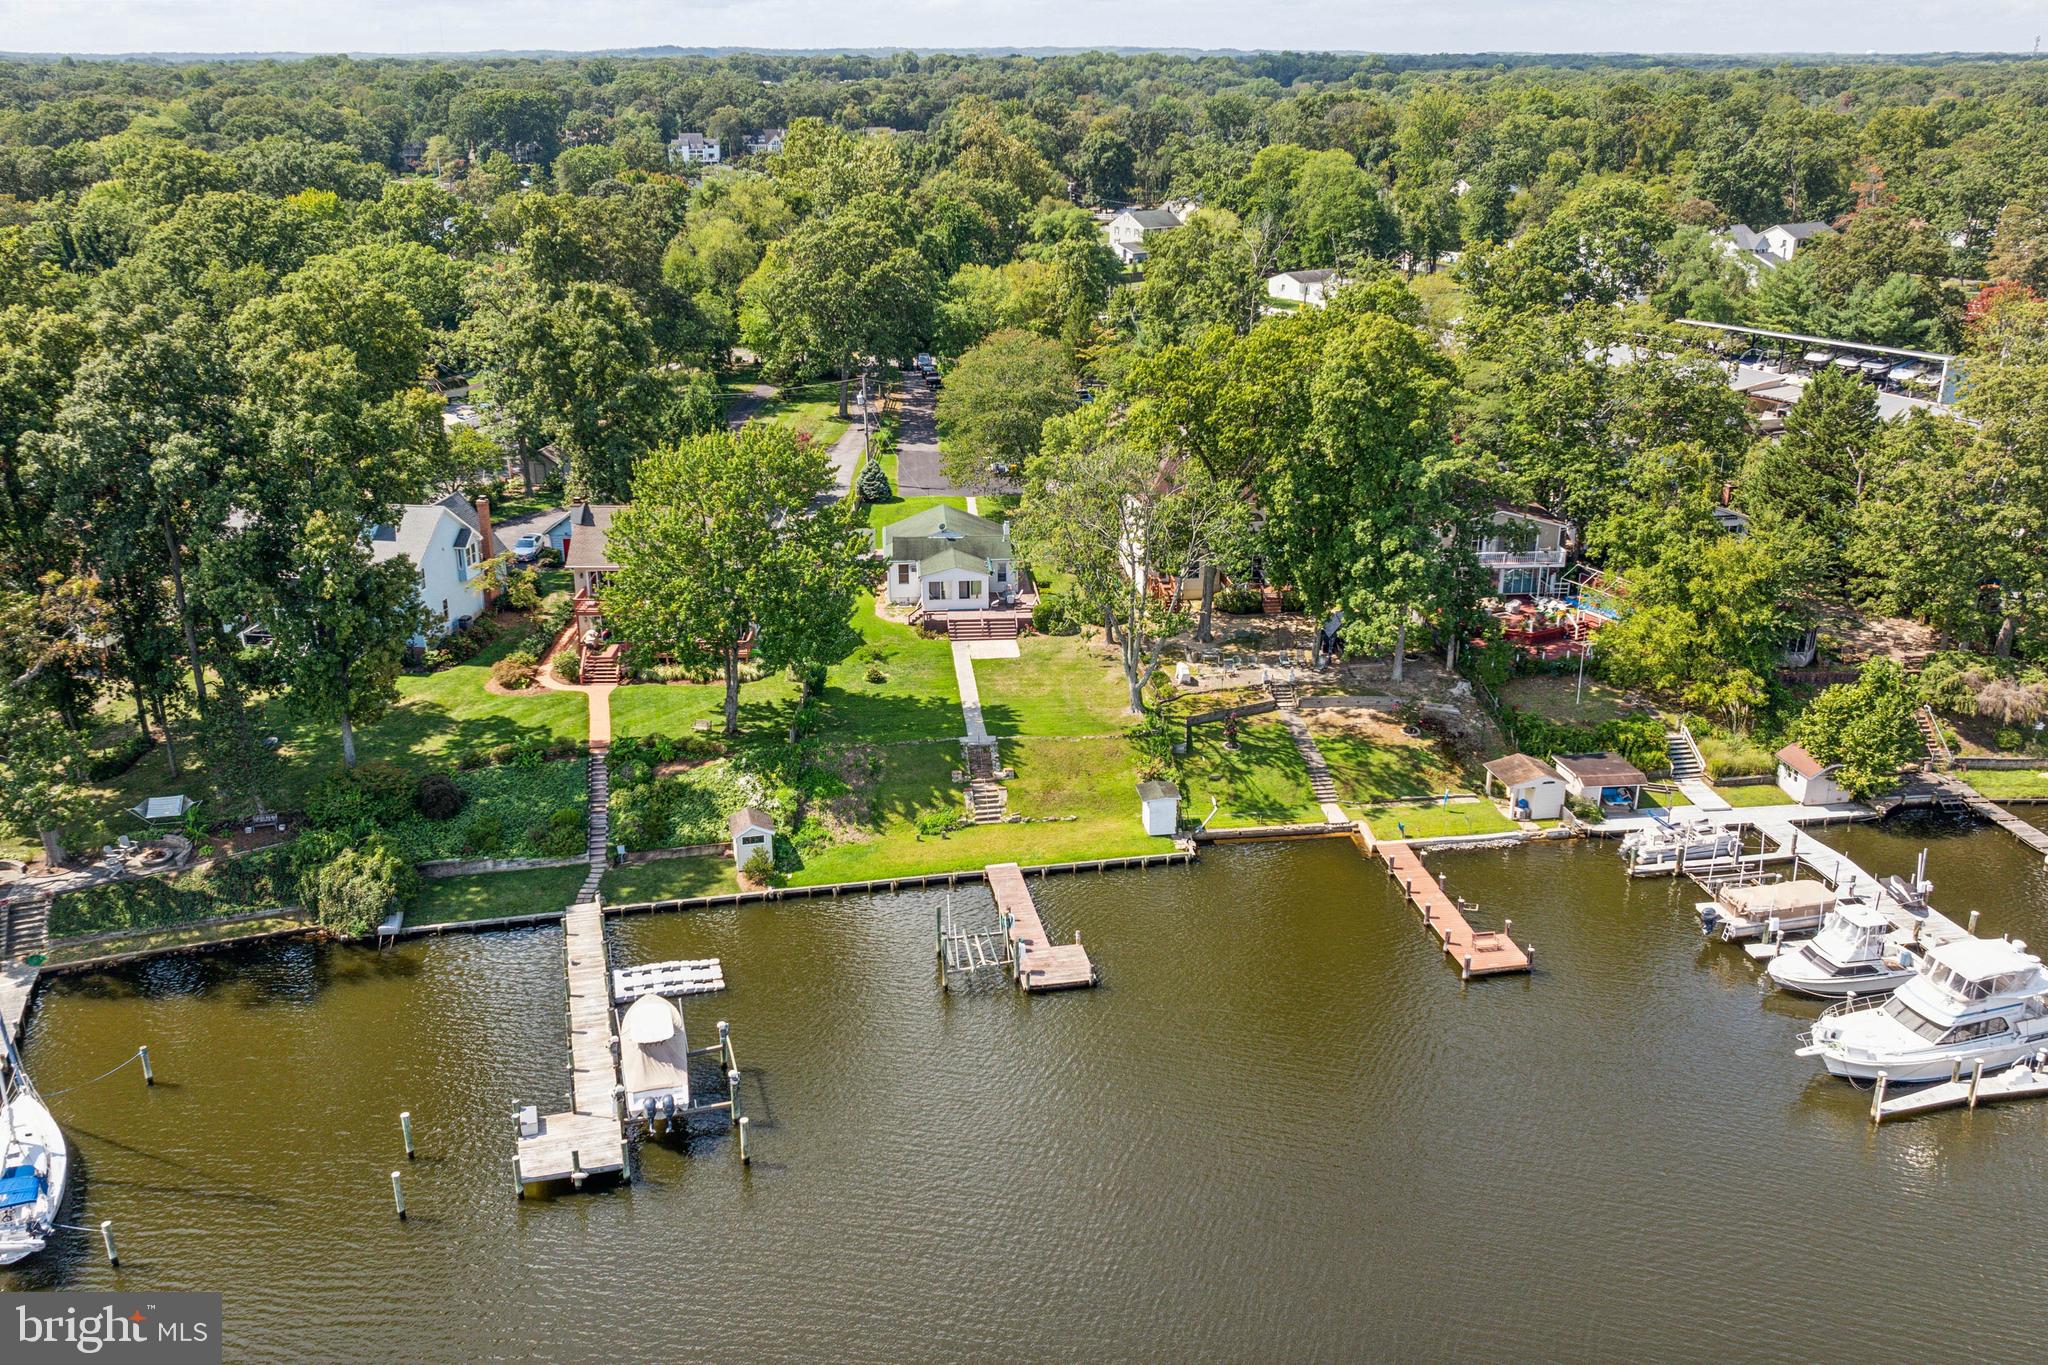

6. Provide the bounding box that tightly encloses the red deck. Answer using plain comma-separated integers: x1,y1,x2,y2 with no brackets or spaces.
1376,840,1531,978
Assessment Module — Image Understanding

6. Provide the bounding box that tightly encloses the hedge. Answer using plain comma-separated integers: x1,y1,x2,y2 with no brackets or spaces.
1502,709,1668,776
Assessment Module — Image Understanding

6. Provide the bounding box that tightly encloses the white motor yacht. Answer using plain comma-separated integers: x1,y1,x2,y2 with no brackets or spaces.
1766,897,1923,997
0,1015,67,1266
1797,937,2048,1082
1622,816,1743,877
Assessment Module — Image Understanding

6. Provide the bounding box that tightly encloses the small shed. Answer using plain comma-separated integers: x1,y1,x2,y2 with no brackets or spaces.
1138,780,1180,837
728,807,775,864
1553,753,1648,811
1775,743,1850,807
1483,754,1566,821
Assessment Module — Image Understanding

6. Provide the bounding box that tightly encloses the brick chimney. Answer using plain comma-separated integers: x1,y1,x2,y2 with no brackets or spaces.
474,496,496,606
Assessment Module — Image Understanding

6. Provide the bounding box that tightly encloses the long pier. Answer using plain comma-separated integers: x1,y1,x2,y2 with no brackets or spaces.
1744,819,1973,946
986,862,1097,991
1374,839,1531,978
515,902,626,1187
1927,773,2048,860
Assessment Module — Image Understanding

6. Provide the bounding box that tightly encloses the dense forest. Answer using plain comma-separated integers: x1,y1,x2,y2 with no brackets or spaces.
5,49,2048,857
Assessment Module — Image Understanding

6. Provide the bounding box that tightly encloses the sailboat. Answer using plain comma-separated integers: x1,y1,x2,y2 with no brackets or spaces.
0,1011,67,1265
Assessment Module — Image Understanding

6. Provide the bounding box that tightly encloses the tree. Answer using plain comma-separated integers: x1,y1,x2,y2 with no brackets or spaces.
1074,123,1136,203
1797,658,1920,799
1019,406,1245,715
1988,191,2048,292
601,427,870,737
1135,209,1261,344
935,330,1073,492
0,681,86,867
1739,364,1880,579
740,196,938,417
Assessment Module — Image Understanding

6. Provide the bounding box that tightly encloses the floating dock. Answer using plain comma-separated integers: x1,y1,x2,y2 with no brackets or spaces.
1873,1053,2048,1123
613,958,726,1003
1375,840,1532,978
986,862,1097,991
514,903,626,1187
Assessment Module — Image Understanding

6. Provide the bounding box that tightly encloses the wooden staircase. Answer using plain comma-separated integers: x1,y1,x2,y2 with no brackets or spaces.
963,742,1008,823
580,644,622,684
1917,705,1953,769
579,749,609,904
1267,678,1300,709
943,611,1024,642
1,896,49,963
1260,586,1284,616
1665,727,1704,782
1279,712,1341,805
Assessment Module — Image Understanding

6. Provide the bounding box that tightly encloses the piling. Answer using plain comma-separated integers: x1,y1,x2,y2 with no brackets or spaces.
1969,1059,1985,1108
100,1219,118,1265
400,1110,415,1160
738,1115,751,1165
570,1150,585,1187
1968,910,1981,934
1870,1072,1887,1124
727,1069,742,1130
390,1170,407,1220
138,1045,153,1086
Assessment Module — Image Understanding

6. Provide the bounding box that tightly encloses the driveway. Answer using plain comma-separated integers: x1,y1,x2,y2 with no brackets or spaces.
493,506,571,554
893,381,961,497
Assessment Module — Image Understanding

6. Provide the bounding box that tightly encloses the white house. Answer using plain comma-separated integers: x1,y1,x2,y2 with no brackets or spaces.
728,807,775,865
1718,221,1834,277
368,493,495,644
1106,206,1183,265
1138,780,1180,836
667,132,721,165
879,505,1016,612
1483,754,1566,821
741,128,786,156
1553,753,1647,811
1775,743,1851,806
1476,505,1573,597
1267,269,1344,306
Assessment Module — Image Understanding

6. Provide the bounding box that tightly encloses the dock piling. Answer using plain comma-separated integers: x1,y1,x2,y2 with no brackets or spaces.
138,1045,153,1086
390,1170,407,1220
400,1110,415,1160
1969,1059,1985,1107
738,1115,751,1165
100,1220,118,1265
1870,1072,1887,1124
727,1069,742,1130
1968,910,1981,934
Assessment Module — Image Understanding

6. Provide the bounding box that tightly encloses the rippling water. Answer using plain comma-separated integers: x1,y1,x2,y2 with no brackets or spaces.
9,816,2048,1360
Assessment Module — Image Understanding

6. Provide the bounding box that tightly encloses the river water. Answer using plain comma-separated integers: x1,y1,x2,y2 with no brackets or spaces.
9,813,2048,1361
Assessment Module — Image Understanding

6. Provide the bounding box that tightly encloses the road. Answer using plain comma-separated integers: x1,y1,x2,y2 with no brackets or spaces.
893,379,962,497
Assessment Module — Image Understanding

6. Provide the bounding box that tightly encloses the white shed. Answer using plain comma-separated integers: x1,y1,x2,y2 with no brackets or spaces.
1482,754,1566,821
728,807,775,864
1138,780,1180,837
1775,744,1850,807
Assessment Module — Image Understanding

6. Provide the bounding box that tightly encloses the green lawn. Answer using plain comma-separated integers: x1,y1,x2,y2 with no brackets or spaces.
1713,783,1792,808
817,603,963,744
1364,799,1519,841
747,379,854,448
601,855,741,902
1314,729,1461,806
409,864,591,925
1960,767,2048,800
976,634,1133,737
1501,674,1633,725
609,672,800,742
1175,721,1321,828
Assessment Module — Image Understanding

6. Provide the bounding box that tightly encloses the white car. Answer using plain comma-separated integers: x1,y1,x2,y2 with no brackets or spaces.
511,534,543,564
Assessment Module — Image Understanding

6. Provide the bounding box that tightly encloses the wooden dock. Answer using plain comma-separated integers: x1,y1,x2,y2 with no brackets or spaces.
0,962,35,1040
1928,774,2048,859
1873,1053,2048,1123
1375,840,1531,978
986,862,1097,991
515,902,626,1187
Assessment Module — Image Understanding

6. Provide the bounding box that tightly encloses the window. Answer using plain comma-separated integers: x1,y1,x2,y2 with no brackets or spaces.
995,564,1008,583
927,581,945,600
897,564,911,585
960,580,982,599
441,599,450,620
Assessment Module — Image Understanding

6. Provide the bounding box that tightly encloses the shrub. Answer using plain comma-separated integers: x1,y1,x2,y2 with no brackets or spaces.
856,459,892,503
86,732,154,781
865,661,888,683
535,591,575,635
552,649,582,684
1279,585,1304,612
461,813,505,856
502,569,541,612
1213,584,1262,614
741,849,784,886
1504,710,1668,776
536,545,563,568
414,772,468,820
914,806,959,839
1698,731,1776,780
491,654,538,689
1032,590,1084,636
305,836,416,936
529,805,587,857
305,761,415,829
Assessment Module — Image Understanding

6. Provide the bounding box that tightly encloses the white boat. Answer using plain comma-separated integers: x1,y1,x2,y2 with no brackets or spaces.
618,993,692,1126
1697,878,1834,942
1766,898,1924,997
1797,937,2048,1082
1622,815,1743,876
0,1015,67,1266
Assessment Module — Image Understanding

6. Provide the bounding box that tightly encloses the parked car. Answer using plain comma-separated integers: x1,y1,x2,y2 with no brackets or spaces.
511,533,543,564
913,352,936,373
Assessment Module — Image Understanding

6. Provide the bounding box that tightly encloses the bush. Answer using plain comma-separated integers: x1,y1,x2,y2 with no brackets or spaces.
86,732,154,781
865,661,888,683
1032,590,1085,636
414,772,468,820
742,849,784,886
856,459,892,503
461,813,505,856
491,653,538,689
914,806,959,839
1698,731,1777,780
535,591,575,636
1213,585,1263,615
1505,710,1668,776
502,570,541,612
305,761,415,829
1279,585,1304,612
552,649,582,685
529,805,587,858
305,836,416,936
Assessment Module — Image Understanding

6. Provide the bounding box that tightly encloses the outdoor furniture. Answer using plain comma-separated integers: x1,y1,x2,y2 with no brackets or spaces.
130,794,196,825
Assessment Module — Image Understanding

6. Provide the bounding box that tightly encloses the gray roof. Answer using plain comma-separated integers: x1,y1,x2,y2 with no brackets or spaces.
918,544,1003,575
1121,208,1183,230
1137,780,1179,801
563,503,624,572
1276,269,1338,284
896,534,1011,569
368,492,480,568
1774,221,1832,240
728,807,774,836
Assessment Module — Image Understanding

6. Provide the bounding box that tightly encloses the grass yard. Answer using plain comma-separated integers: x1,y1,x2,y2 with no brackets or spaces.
1713,783,1793,808
1313,729,1461,806
1363,799,1519,841
609,671,800,742
1960,767,2048,800
976,634,1133,737
818,603,963,745
1174,721,1321,828
409,864,591,925
1501,674,1633,725
750,379,853,448
600,855,741,903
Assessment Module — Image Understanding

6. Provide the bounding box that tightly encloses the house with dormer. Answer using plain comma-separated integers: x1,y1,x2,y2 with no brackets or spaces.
368,493,497,644
879,505,1017,612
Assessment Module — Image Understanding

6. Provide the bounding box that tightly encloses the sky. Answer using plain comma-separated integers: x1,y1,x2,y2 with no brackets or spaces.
0,0,2040,57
